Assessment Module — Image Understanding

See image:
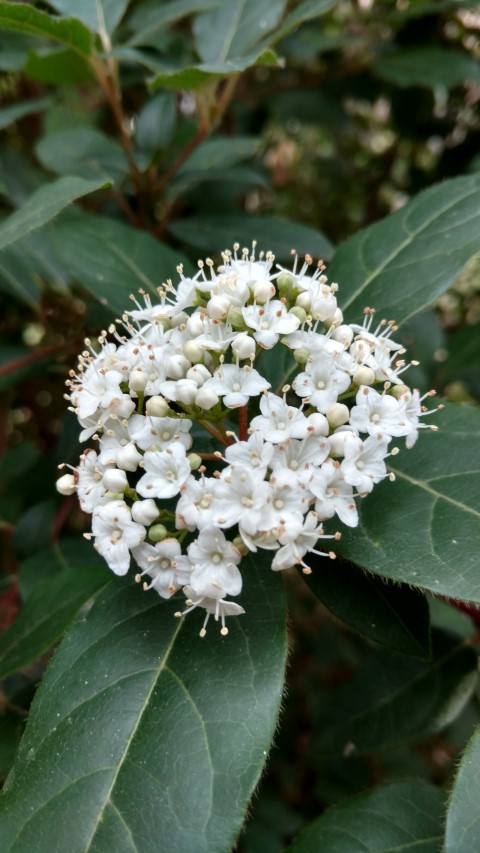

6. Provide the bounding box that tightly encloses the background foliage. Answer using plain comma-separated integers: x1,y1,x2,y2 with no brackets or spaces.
0,1,479,851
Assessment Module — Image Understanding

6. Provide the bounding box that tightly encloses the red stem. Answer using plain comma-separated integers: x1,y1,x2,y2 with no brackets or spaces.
239,405,248,442
0,341,65,379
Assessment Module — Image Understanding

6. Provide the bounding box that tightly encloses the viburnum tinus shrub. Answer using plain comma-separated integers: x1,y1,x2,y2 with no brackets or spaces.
57,243,439,635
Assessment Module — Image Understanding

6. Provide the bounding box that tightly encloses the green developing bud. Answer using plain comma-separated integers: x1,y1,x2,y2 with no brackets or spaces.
277,272,294,297
188,452,203,471
148,523,168,542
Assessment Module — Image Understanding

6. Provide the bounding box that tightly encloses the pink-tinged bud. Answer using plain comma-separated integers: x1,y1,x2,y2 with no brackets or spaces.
56,473,76,495
252,280,275,303
145,395,169,417
116,444,143,472
307,412,329,436
207,295,230,320
132,499,159,525
102,468,128,492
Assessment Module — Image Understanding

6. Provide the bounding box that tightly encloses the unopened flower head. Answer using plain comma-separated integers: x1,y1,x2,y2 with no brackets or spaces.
59,244,439,636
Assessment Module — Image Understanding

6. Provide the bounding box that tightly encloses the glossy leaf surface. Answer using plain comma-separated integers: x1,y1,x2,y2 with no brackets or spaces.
0,556,287,853
0,2,93,55
445,726,480,852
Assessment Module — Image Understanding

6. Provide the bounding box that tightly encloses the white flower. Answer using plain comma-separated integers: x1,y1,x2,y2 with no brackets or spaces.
137,443,191,499
341,434,390,494
77,450,109,513
242,300,299,348
261,470,307,540
133,538,191,598
249,391,309,443
175,474,219,531
176,589,245,636
212,465,272,535
309,459,358,527
272,433,330,480
271,511,337,571
202,363,270,408
129,414,192,452
70,368,135,422
292,353,351,412
349,386,409,438
188,528,242,598
92,499,145,575
224,432,274,476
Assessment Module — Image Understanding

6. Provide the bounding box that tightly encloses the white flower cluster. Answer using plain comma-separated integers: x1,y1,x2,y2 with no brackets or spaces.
57,244,439,636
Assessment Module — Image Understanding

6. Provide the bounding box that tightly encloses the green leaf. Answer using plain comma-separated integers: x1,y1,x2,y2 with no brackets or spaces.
126,0,221,48
24,47,92,84
329,174,480,325
445,726,480,852
0,562,110,680
177,136,260,174
47,0,129,37
374,47,480,90
19,539,97,600
337,402,480,603
0,175,110,253
168,214,333,259
51,210,191,315
287,781,445,853
0,2,93,56
314,631,477,755
135,92,177,157
303,562,431,658
148,49,279,91
0,97,51,131
193,0,285,64
166,165,268,201
0,556,287,853
35,127,128,182
0,226,70,307
258,0,336,48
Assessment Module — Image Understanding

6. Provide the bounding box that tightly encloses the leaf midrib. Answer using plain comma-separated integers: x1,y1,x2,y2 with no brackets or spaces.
388,465,480,519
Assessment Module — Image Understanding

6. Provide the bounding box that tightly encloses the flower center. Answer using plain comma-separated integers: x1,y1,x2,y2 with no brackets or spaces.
277,421,286,430
232,383,241,392
199,494,212,509
371,413,381,423
242,496,253,507
316,380,325,389
160,558,170,569
212,553,222,564
274,499,284,509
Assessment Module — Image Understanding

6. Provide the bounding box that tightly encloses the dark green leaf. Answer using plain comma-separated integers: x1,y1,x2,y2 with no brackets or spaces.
374,47,480,90
338,402,480,603
0,555,287,853
329,174,480,325
314,631,477,755
0,227,70,307
168,214,333,259
51,210,191,314
193,0,285,64
0,175,111,252
258,0,336,48
135,92,177,157
47,0,129,37
303,562,431,658
177,136,260,174
127,0,221,48
148,49,279,90
287,781,445,853
13,501,56,560
24,47,92,84
35,127,128,182
19,539,96,600
0,562,110,680
0,712,24,780
0,2,93,56
0,97,51,132
0,31,33,71
166,165,268,201
445,726,480,852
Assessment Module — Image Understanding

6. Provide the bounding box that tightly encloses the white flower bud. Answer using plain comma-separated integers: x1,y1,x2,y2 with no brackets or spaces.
326,403,350,428
277,272,294,297
294,348,309,366
227,306,246,329
145,395,169,417
129,368,148,392
148,523,168,542
186,314,205,337
252,280,275,303
329,428,357,456
171,311,189,328
331,324,354,348
350,340,371,363
330,307,344,326
183,339,204,364
131,499,159,525
232,333,256,360
391,383,410,399
102,468,128,492
289,306,307,324
207,295,230,320
56,473,76,495
296,292,311,311
116,444,143,472
353,366,376,386
195,386,219,410
187,364,211,386
175,378,198,405
307,412,329,436
188,453,202,470
165,354,190,379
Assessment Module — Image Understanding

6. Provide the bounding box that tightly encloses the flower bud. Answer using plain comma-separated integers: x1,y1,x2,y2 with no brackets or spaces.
324,307,344,328
56,473,76,495
232,333,256,360
175,379,198,405
207,295,230,320
227,306,245,330
390,384,410,399
329,428,357,456
293,348,309,366
252,280,275,303
102,468,128,492
132,499,159,525
326,403,350,428
116,444,143,472
331,324,354,348
296,292,311,311
145,395,169,417
289,306,307,324
186,314,205,337
171,311,188,328
232,535,249,556
148,523,168,542
183,340,204,364
187,364,211,386
165,354,190,379
307,412,329,436
188,452,202,471
277,272,294,297
195,387,219,410
353,366,375,386
129,368,148,392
